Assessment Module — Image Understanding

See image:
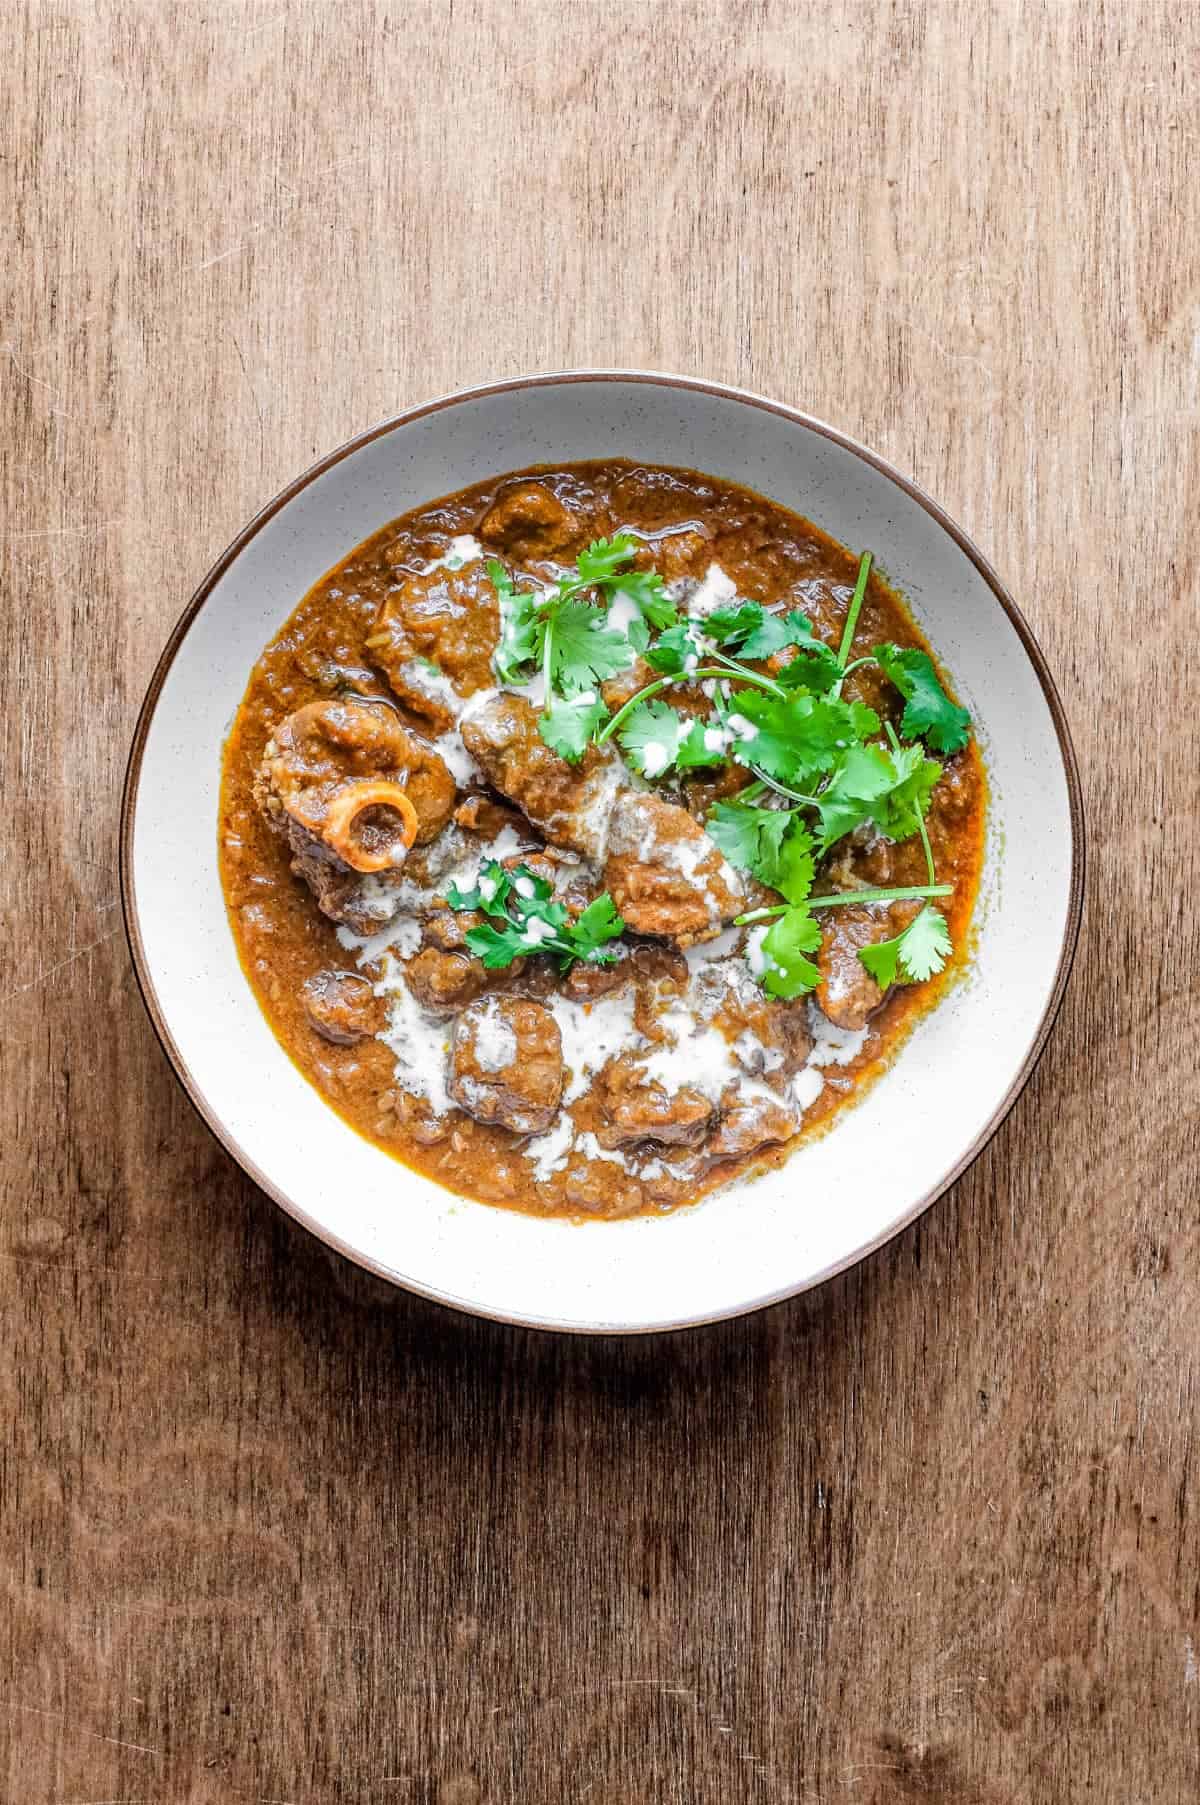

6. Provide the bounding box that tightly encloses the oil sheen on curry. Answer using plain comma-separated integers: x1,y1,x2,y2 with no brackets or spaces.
220,462,985,1220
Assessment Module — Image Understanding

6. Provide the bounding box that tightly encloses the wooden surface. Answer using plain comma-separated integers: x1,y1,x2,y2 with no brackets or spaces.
2,3,1196,1800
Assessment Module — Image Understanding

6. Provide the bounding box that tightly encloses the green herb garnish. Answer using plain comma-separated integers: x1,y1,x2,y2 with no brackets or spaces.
484,542,972,999
488,535,679,759
445,861,626,970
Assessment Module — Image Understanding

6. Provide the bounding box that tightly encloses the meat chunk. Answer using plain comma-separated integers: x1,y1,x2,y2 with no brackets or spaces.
592,1053,715,1151
258,698,457,850
459,692,624,860
562,940,688,1004
602,793,744,947
367,562,499,730
627,526,713,581
406,946,495,1015
406,905,521,1014
815,900,921,1030
707,1095,800,1162
692,958,813,1088
479,482,578,561
301,969,383,1045
448,996,564,1134
452,793,526,839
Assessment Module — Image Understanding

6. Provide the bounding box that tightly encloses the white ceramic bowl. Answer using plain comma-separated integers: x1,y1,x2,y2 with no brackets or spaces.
121,372,1083,1333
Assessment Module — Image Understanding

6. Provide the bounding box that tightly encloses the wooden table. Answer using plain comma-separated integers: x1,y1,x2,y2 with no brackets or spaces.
3,4,1195,1799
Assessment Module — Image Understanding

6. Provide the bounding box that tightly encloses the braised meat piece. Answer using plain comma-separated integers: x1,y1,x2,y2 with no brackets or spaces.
560,940,688,1005
258,698,456,851
301,969,383,1046
367,561,499,730
693,958,813,1087
479,482,578,561
406,906,519,1015
459,692,624,861
592,1053,715,1150
602,793,743,947
627,526,713,581
406,947,495,1015
452,793,527,839
707,1095,800,1162
284,846,402,935
815,900,922,1030
448,996,564,1134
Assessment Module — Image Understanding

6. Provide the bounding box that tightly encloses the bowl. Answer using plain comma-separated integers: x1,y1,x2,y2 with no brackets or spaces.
121,371,1084,1333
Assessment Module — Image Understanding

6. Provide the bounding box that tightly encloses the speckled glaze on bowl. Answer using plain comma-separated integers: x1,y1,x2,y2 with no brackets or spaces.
121,372,1083,1333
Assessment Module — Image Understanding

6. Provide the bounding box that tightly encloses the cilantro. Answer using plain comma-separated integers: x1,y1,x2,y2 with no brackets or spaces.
487,537,682,755
450,860,626,970
575,536,641,584
869,743,942,843
772,822,816,904
466,918,545,970
706,601,839,670
874,644,971,753
706,799,814,911
618,699,724,778
857,904,953,987
618,698,687,778
675,717,727,770
811,744,897,848
759,908,822,999
444,860,513,919
547,599,631,692
567,893,626,961
644,619,711,676
726,689,881,784
489,561,541,683
707,799,793,878
607,566,677,629
539,691,609,762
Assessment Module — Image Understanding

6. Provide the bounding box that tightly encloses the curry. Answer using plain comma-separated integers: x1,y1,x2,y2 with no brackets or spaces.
219,461,985,1219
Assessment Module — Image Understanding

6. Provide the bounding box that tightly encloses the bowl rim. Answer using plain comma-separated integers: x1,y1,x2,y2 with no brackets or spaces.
119,367,1086,1333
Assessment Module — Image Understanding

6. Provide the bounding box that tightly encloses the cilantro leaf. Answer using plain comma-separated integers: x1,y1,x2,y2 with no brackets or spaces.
704,602,771,649
464,918,540,969
539,692,609,763
771,822,816,905
894,903,953,980
644,619,710,675
874,644,971,753
548,599,632,691
813,744,898,848
566,894,626,963
705,801,812,900
675,717,727,769
506,866,558,920
575,535,639,584
610,567,677,629
464,885,626,970
618,698,685,778
706,799,793,877
489,562,541,682
705,601,838,668
760,907,822,999
868,744,942,843
726,689,881,784
858,904,952,987
444,860,512,919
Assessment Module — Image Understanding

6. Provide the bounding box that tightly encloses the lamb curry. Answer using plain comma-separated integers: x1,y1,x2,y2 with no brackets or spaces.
219,461,985,1219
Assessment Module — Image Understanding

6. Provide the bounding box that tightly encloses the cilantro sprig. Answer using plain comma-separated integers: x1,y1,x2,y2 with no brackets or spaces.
444,860,625,970
489,535,679,761
483,541,971,1002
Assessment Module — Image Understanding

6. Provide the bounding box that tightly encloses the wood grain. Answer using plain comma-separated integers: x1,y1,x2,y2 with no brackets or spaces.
2,2,1196,1800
